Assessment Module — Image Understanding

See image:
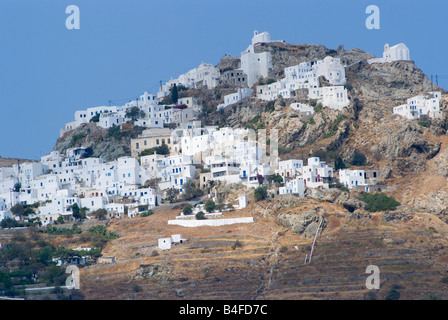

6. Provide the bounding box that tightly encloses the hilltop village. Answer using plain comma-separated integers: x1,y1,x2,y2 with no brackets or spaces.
0,31,443,231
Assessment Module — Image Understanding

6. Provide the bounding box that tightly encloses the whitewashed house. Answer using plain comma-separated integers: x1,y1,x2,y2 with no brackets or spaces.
393,92,442,120
279,177,305,197
275,159,303,180
338,169,366,189
217,88,254,110
302,157,334,188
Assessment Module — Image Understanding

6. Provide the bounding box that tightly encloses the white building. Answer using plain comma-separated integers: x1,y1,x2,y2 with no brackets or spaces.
339,169,366,189
217,88,254,110
320,86,350,110
275,159,303,180
157,62,220,99
279,177,305,197
368,43,411,64
302,157,334,188
393,92,442,120
290,103,315,117
256,56,347,104
241,31,282,87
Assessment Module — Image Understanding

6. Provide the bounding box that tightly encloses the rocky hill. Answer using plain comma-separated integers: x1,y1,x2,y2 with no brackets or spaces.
51,41,448,300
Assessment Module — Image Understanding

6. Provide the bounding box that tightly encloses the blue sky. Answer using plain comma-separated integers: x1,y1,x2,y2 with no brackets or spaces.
0,0,447,160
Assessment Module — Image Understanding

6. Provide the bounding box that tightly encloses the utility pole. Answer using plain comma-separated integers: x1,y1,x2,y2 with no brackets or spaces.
308,217,323,264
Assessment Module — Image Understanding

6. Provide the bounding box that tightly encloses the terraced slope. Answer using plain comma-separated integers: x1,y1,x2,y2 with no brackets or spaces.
79,199,448,300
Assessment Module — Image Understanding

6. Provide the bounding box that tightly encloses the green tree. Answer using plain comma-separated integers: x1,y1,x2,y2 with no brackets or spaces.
125,106,146,121
56,216,65,224
0,270,13,292
166,188,179,203
10,204,25,219
0,217,21,229
183,204,193,215
171,84,179,104
195,211,206,220
254,186,267,202
13,182,21,192
204,200,216,213
351,150,367,166
90,208,108,220
90,114,100,122
334,156,347,171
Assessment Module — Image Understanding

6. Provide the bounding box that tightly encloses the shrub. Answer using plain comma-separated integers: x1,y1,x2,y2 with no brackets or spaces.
195,211,206,220
108,125,122,140
204,200,216,213
231,240,243,250
418,119,431,128
359,193,400,212
90,209,108,220
265,101,275,112
254,186,267,202
334,156,347,171
90,114,100,123
351,150,367,166
182,204,193,215
140,210,154,217
385,288,400,300
314,102,323,113
267,174,283,184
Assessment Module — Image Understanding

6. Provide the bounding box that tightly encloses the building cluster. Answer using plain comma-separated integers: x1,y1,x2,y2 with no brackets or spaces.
255,55,349,110
6,32,436,227
0,149,161,226
61,91,199,138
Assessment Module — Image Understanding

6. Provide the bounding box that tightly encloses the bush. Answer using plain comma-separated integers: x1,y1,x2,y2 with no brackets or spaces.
418,119,432,128
231,240,243,250
351,150,367,166
195,211,206,220
90,114,100,123
108,125,122,140
204,200,216,213
314,102,323,113
359,193,400,212
139,144,169,157
265,101,275,112
254,186,267,202
1,218,22,229
140,210,154,217
385,288,400,300
182,205,193,215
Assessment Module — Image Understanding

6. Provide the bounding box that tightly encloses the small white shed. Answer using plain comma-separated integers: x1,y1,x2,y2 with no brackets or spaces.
171,234,183,244
238,194,248,209
158,238,172,250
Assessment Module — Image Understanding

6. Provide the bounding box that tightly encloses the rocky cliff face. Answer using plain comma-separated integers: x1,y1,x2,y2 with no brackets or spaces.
54,122,144,162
